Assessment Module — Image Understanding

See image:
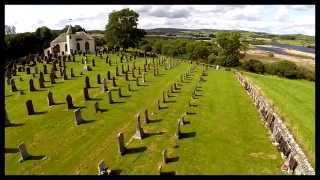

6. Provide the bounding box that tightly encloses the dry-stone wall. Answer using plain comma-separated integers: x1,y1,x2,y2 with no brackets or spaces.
235,71,314,175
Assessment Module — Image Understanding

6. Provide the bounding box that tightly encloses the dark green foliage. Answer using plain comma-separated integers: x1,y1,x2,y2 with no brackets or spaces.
241,59,265,74
215,32,241,67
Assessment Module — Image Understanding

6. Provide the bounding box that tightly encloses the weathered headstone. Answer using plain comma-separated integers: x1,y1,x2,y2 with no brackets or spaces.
83,87,90,100
92,59,95,67
107,71,112,80
136,77,140,86
97,160,110,175
116,66,120,76
97,74,101,84
112,77,117,87
134,113,145,140
118,87,123,98
39,77,45,88
94,102,101,113
29,79,36,91
107,91,114,104
18,143,31,162
70,68,75,77
175,119,182,139
74,108,84,125
144,109,150,124
25,100,35,115
157,100,161,110
85,76,91,88
117,132,126,156
162,149,168,164
66,94,74,109
50,72,56,84
26,67,31,74
122,64,125,74
63,69,68,80
10,79,18,92
101,78,108,91
47,91,55,106
162,91,166,103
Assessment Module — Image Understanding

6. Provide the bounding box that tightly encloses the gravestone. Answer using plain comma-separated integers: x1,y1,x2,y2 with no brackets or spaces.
18,143,31,162
47,91,55,106
97,160,110,175
81,58,84,64
107,71,112,80
59,68,63,77
50,72,56,84
39,72,45,82
85,76,91,88
74,108,84,125
144,109,150,123
70,68,75,77
92,59,95,67
162,149,168,164
112,77,117,87
97,74,101,84
118,87,123,98
134,113,145,140
63,69,68,80
109,58,112,66
136,77,140,86
116,66,120,76
83,87,90,100
26,67,31,74
5,110,11,127
132,69,136,78
101,78,108,91
34,66,39,74
10,79,18,92
288,155,298,172
29,79,36,91
175,119,182,139
72,55,75,62
162,91,166,103
94,102,101,113
66,94,74,109
117,132,126,156
25,100,35,115
107,91,114,104
142,73,146,83
39,77,45,88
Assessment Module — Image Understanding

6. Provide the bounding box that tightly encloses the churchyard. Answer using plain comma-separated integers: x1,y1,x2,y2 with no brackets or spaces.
5,52,313,175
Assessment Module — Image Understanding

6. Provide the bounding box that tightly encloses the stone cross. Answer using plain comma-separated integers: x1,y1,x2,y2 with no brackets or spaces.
134,113,144,140
107,71,112,80
176,119,182,139
144,109,150,123
162,149,168,164
107,91,114,104
117,132,126,156
29,79,36,91
39,77,45,88
112,77,117,87
74,108,84,125
25,100,35,115
85,76,91,88
10,79,18,92
83,87,90,100
47,91,55,106
18,142,31,162
97,74,101,84
66,94,74,109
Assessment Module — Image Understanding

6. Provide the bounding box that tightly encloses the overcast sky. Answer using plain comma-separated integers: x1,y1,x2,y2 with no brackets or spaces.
5,5,315,36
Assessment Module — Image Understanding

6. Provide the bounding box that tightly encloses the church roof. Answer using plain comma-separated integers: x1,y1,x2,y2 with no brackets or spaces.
66,25,73,34
50,31,94,45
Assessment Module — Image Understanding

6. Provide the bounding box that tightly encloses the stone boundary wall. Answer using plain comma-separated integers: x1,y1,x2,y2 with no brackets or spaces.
235,71,315,175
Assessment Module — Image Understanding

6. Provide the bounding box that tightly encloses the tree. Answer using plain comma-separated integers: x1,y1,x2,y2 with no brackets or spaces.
105,8,145,51
216,32,241,67
35,26,54,48
61,25,86,33
5,25,16,35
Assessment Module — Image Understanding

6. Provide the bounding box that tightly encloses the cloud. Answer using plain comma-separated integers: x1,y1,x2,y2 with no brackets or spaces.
4,5,315,36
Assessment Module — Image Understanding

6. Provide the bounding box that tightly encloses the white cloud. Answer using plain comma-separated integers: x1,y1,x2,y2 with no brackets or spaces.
5,5,315,36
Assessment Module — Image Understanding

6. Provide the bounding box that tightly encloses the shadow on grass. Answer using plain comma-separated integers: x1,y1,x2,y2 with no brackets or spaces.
111,101,126,104
54,102,65,105
5,148,19,154
148,119,162,123
126,146,147,155
6,123,24,127
33,111,48,115
186,111,197,115
167,94,177,97
81,119,96,124
160,171,176,175
167,156,179,163
144,131,165,138
180,132,196,139
97,108,108,113
110,169,122,175
88,97,102,101
166,100,176,103
159,106,169,110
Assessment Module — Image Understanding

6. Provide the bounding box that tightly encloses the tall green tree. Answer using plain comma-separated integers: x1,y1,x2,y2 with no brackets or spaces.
216,32,241,67
105,8,145,50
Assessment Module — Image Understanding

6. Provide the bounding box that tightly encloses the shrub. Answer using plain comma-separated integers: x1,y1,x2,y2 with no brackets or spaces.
273,60,298,79
241,59,265,74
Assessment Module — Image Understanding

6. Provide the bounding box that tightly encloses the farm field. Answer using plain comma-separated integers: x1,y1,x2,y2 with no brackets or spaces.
245,72,315,167
5,54,283,175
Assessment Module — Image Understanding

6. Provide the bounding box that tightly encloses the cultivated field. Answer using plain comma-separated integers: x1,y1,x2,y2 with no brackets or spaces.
245,72,315,167
5,54,284,174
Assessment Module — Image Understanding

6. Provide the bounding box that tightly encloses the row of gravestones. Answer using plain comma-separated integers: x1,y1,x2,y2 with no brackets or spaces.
235,71,315,175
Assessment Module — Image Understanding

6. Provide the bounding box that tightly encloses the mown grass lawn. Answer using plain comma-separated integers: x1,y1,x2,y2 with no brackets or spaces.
245,72,315,167
5,54,282,175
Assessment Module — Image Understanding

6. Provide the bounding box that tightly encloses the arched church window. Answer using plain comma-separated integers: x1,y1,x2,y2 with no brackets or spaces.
65,44,68,52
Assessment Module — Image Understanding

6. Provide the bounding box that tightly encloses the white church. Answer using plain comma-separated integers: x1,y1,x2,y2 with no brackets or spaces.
44,25,95,56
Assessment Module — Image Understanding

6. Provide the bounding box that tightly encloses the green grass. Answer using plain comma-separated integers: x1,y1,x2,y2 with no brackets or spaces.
245,72,315,167
5,54,283,174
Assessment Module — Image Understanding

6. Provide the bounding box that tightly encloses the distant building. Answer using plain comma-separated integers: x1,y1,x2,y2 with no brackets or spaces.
44,25,95,56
